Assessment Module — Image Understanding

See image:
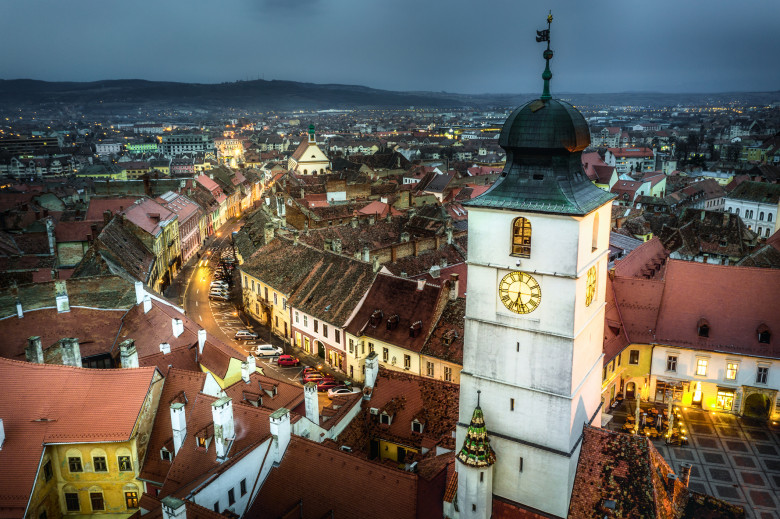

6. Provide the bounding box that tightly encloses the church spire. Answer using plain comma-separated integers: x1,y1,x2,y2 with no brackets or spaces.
456,395,496,468
536,12,554,101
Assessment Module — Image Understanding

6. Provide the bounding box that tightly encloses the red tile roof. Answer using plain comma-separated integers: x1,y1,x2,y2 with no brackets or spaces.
122,198,176,237
250,436,420,519
345,274,447,353
613,237,669,279
85,196,140,221
138,368,208,485
0,357,158,516
223,371,304,413
0,306,124,361
613,258,780,358
158,393,272,499
608,147,653,158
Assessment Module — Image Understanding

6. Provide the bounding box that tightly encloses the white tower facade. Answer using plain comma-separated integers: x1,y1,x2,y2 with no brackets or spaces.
456,18,616,517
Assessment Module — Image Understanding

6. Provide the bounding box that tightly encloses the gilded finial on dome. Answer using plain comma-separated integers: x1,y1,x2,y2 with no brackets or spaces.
535,11,553,101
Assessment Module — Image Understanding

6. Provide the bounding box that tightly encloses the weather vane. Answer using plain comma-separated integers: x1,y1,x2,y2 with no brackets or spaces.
536,11,553,100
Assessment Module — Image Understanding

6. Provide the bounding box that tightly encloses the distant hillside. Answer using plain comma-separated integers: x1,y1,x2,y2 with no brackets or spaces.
0,78,777,112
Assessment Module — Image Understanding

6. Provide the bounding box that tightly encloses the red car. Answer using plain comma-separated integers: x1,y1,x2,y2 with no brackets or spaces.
277,355,300,367
303,373,335,384
316,379,341,392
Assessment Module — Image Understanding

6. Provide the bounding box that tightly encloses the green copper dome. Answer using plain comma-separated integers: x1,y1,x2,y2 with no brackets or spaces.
499,98,590,152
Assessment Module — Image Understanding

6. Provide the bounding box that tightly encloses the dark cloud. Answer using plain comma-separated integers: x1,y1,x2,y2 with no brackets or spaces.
0,0,778,93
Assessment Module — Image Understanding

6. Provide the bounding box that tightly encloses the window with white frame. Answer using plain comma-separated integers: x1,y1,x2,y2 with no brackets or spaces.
696,359,708,376
757,366,769,384
444,366,452,382
725,362,738,380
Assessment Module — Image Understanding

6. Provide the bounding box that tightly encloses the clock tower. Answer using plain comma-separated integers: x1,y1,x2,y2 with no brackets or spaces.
456,14,615,518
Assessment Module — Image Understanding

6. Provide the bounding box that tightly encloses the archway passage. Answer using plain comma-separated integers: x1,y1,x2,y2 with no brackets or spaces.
743,393,771,420
625,382,636,400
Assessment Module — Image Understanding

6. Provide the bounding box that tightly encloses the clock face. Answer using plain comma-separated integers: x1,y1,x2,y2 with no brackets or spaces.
585,266,597,307
498,271,541,314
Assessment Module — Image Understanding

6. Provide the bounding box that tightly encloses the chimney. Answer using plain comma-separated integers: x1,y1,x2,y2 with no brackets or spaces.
119,339,139,368
55,280,70,313
269,408,291,463
372,255,380,273
666,473,678,499
172,318,184,338
134,281,145,305
332,238,342,254
351,217,358,229
304,382,319,425
416,279,426,291
446,228,453,245
449,273,459,301
103,210,112,225
247,355,256,376
241,360,251,383
60,338,82,368
143,295,152,313
161,496,187,519
400,232,410,243
45,218,56,255
678,463,692,487
364,351,379,392
293,231,299,246
170,402,187,455
198,329,207,354
430,265,441,279
160,343,171,355
264,222,275,244
362,246,370,262
16,300,23,319
440,258,448,268
26,336,44,364
211,397,235,459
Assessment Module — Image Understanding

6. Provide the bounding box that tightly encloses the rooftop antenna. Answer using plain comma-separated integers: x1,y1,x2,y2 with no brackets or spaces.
536,11,554,100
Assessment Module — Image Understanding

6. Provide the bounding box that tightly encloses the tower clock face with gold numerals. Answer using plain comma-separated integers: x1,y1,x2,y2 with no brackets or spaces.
498,271,541,314
585,266,597,307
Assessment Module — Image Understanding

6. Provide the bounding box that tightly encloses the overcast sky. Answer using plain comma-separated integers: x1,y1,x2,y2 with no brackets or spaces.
1,0,778,94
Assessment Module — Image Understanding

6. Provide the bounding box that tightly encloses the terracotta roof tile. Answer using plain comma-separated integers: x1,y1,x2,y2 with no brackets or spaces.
250,436,420,519
0,357,158,515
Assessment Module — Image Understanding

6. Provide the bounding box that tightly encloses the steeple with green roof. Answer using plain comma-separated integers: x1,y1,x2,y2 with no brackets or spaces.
456,393,496,468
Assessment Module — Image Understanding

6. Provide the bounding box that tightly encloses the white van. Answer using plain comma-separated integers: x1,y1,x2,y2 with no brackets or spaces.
251,344,283,358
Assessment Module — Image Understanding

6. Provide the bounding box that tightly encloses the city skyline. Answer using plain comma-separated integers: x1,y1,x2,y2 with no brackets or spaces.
1,0,779,95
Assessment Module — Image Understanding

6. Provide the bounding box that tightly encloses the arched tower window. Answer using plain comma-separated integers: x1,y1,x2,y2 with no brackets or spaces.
592,213,599,252
511,217,532,258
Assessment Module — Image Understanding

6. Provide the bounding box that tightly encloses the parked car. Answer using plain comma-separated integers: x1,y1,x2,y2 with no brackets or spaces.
277,355,300,367
209,293,229,301
302,367,321,375
251,344,283,358
327,386,361,398
210,281,229,289
303,372,336,384
316,380,341,392
234,330,259,340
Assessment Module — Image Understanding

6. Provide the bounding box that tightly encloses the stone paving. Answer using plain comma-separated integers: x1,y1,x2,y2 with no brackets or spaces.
609,403,780,518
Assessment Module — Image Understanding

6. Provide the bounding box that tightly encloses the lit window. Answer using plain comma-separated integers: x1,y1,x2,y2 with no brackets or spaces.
629,350,639,364
125,492,139,509
511,217,532,258
696,359,708,376
382,348,389,362
725,363,738,380
716,391,734,410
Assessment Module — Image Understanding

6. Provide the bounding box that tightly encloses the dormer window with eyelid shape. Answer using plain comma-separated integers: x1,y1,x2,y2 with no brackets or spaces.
369,309,383,327
386,314,400,330
697,318,710,338
409,321,422,338
757,324,771,344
